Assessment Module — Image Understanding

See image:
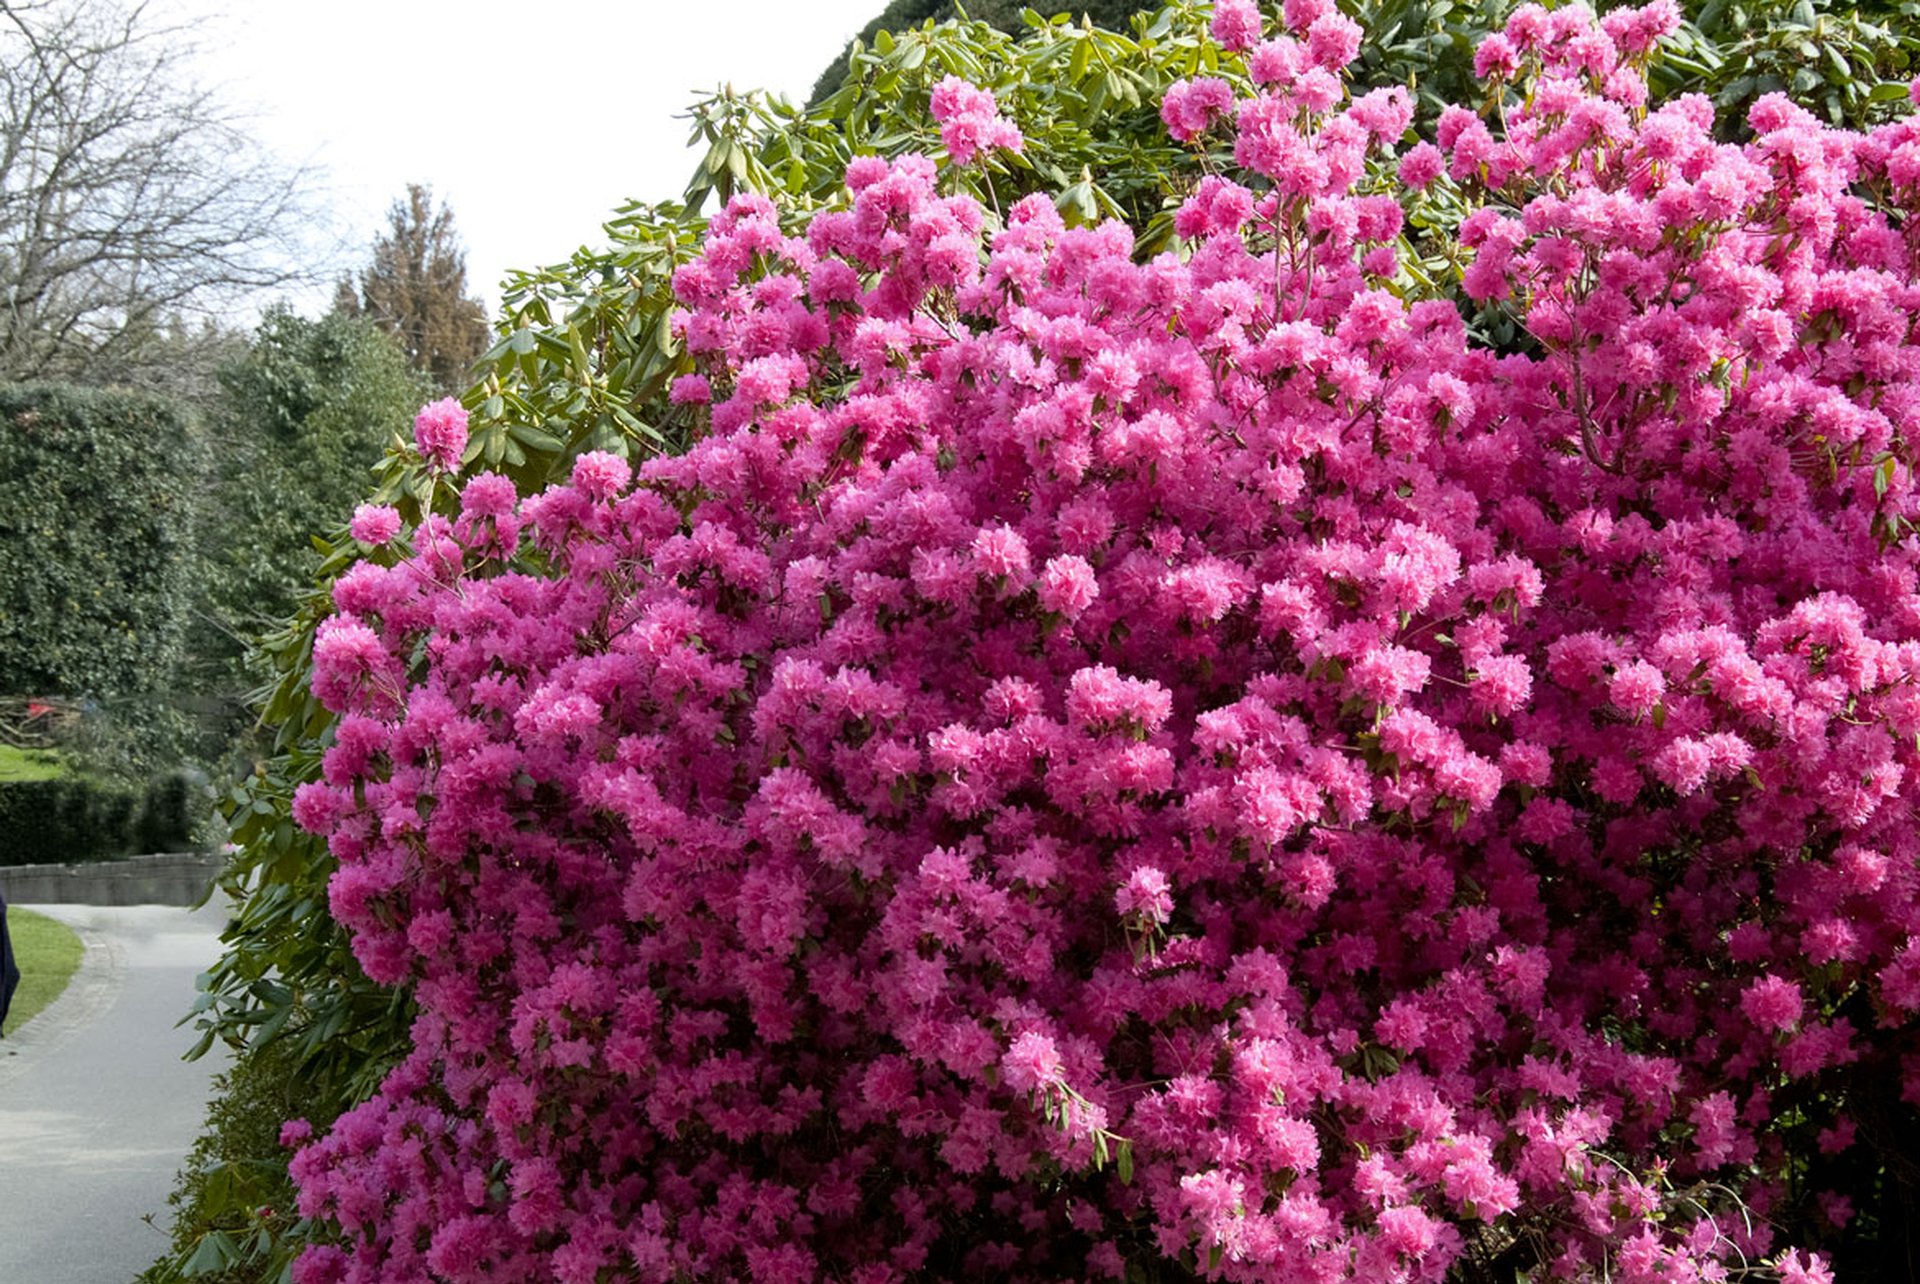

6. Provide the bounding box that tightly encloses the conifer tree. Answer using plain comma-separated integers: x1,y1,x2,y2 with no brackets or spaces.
337,184,488,394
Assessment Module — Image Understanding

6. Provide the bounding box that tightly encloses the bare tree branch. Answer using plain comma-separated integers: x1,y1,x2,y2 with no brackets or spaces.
0,0,324,389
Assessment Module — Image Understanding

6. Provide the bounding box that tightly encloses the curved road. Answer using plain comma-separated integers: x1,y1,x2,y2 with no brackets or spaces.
0,903,231,1284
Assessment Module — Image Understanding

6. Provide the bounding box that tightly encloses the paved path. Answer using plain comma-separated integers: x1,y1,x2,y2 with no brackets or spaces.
0,903,232,1284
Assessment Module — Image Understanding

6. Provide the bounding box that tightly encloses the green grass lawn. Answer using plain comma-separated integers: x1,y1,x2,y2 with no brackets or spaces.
4,907,84,1035
0,744,65,782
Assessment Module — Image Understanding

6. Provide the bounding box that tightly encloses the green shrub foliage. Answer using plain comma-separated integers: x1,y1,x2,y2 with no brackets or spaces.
141,1035,331,1284
0,384,203,718
0,771,202,865
135,770,206,855
195,308,427,696
814,0,1920,130
0,777,138,865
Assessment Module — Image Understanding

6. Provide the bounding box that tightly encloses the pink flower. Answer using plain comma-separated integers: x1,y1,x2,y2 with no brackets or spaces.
349,504,402,546
1470,655,1533,717
1399,141,1444,189
1247,38,1298,86
1162,77,1236,143
291,782,344,835
1475,33,1522,80
413,397,469,471
930,76,1023,166
971,525,1032,582
1305,11,1361,70
1776,1250,1835,1284
670,373,712,404
1348,87,1414,145
1002,1031,1065,1092
1116,865,1174,925
1282,0,1333,33
1742,975,1805,1033
1211,0,1262,51
1609,661,1666,717
291,1247,347,1284
1377,1204,1442,1258
459,472,517,518
1351,645,1432,705
1039,554,1099,619
1651,737,1712,795
571,450,631,500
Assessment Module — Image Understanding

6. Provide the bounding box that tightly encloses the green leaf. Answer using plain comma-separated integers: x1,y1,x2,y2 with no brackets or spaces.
508,423,566,452
182,1230,237,1275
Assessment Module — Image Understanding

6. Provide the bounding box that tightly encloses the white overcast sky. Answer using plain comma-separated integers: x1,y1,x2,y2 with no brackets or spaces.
178,0,884,315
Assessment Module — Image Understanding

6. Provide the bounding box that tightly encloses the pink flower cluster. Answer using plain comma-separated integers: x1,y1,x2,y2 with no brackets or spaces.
285,4,1920,1280
349,503,403,546
929,75,1023,167
413,397,469,471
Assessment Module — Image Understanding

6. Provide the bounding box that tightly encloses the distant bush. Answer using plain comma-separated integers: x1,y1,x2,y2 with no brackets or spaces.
0,383,205,773
135,769,207,855
195,309,425,695
0,771,205,866
0,778,136,865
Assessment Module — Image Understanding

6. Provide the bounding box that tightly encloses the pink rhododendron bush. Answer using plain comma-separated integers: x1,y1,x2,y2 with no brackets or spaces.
287,3,1920,1280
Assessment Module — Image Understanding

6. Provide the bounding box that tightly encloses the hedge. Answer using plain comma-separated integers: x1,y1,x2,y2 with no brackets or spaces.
0,772,202,866
0,383,203,714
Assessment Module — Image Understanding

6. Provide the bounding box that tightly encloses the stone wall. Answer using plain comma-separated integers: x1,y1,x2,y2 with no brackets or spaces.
0,852,221,906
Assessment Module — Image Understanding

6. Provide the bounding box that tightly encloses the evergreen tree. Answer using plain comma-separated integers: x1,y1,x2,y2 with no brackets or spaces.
337,185,488,394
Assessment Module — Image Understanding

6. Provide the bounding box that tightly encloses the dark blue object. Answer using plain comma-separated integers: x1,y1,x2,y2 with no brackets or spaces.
0,887,19,1036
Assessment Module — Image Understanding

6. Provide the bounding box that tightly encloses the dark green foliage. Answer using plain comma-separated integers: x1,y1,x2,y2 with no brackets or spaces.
0,777,139,865
810,0,962,105
61,778,139,860
0,384,202,698
1672,0,1920,137
141,1035,335,1284
194,308,426,696
1340,0,1516,120
812,0,1920,136
0,782,67,864
0,770,204,865
136,769,206,854
0,384,204,770
809,0,1146,104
